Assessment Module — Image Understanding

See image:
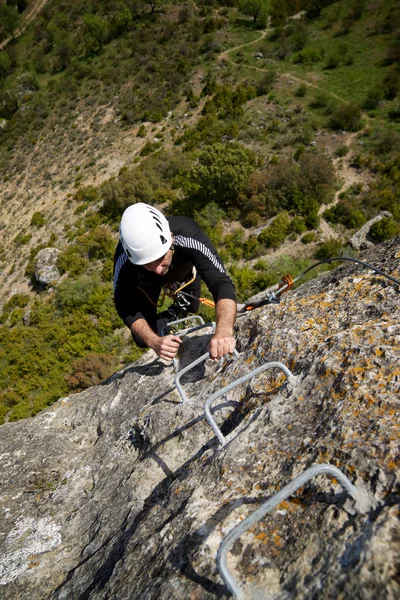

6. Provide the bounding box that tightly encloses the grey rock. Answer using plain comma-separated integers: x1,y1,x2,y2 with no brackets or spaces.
22,310,31,326
34,248,61,286
349,211,393,250
0,238,400,599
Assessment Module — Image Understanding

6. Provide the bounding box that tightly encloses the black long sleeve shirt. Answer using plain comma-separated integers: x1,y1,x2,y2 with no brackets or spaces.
113,215,236,328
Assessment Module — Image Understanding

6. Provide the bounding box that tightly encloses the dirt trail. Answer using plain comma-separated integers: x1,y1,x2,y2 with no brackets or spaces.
0,15,371,300
219,35,370,242
219,27,271,62
0,0,50,51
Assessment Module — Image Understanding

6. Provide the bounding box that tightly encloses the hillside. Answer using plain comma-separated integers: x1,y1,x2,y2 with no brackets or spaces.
1,0,400,422
0,237,399,599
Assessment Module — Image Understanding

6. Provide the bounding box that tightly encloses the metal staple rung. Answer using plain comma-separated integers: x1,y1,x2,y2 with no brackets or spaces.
160,315,205,337
170,321,216,371
217,463,370,599
174,347,240,404
204,361,294,447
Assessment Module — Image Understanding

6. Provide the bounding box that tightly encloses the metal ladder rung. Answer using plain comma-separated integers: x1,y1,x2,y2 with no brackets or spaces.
160,315,206,337
204,362,294,447
174,347,240,404
217,463,374,599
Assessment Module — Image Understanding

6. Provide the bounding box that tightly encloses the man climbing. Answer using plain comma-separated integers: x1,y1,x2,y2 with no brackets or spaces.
113,203,237,362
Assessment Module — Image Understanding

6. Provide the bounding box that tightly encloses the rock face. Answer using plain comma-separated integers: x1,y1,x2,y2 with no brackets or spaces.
34,248,61,286
0,238,399,600
349,211,392,250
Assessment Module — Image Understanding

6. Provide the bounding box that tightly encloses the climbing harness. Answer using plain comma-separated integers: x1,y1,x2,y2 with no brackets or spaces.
217,463,375,599
137,267,200,309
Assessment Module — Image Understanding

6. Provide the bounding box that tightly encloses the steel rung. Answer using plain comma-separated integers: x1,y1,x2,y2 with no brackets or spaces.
217,463,372,599
174,347,240,403
204,362,293,446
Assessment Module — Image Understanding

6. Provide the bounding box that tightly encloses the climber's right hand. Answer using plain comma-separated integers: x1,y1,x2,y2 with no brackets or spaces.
151,335,182,361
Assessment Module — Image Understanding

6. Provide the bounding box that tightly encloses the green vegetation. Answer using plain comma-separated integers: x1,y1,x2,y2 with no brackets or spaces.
1,0,400,423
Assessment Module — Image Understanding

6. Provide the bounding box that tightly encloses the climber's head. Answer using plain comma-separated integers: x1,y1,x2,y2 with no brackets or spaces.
120,203,173,274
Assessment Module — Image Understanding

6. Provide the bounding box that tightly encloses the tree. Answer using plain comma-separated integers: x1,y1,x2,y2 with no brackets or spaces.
181,143,255,212
82,14,109,52
0,5,20,40
239,0,269,26
0,52,12,79
306,0,336,19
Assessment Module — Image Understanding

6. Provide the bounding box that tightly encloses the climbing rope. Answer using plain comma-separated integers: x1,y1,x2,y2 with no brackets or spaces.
240,255,400,312
292,256,400,287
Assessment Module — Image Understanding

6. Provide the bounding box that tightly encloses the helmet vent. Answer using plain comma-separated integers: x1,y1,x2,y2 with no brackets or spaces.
160,235,168,244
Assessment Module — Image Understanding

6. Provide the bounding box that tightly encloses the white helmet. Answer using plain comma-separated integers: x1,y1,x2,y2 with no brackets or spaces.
119,203,172,265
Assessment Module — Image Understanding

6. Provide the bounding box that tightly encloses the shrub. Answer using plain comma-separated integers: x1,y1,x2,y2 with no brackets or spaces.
255,70,277,96
324,54,340,69
178,143,255,214
56,273,102,312
14,233,32,246
363,87,383,110
242,235,261,259
193,202,225,246
243,211,261,228
1,293,29,318
294,84,307,97
369,217,400,243
31,211,45,227
58,246,89,277
329,103,363,132
294,48,322,65
310,92,330,109
290,216,307,234
65,353,116,390
301,232,316,244
74,186,99,204
259,211,290,248
314,238,343,259
335,145,349,157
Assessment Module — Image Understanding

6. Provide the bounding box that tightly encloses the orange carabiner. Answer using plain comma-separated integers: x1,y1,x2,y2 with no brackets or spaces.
199,297,215,308
278,273,293,293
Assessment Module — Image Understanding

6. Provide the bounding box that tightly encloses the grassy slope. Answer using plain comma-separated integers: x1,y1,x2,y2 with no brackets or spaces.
0,0,399,423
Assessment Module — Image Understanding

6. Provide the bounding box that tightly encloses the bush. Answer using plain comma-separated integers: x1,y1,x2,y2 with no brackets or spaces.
177,143,255,214
294,84,307,97
193,202,225,246
310,92,330,109
65,353,116,390
294,48,322,64
324,54,340,69
335,145,349,157
58,246,89,277
31,211,45,227
14,233,32,246
314,238,343,259
1,293,29,319
243,211,261,228
363,87,383,110
301,232,316,244
290,216,307,234
329,103,363,132
258,211,290,248
56,273,102,312
369,217,400,243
